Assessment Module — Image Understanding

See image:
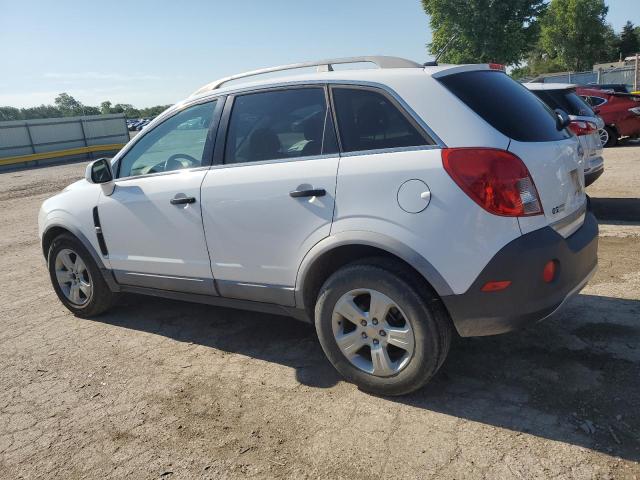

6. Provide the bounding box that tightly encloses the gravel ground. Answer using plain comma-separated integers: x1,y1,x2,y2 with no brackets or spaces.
0,145,639,479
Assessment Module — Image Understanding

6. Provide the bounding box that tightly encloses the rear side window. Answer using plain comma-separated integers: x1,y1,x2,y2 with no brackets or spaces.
438,71,571,142
331,87,431,153
224,88,337,164
532,90,595,117
582,96,606,107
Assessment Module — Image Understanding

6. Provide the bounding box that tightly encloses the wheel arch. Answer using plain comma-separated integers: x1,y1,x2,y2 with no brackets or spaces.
295,232,453,320
42,222,120,292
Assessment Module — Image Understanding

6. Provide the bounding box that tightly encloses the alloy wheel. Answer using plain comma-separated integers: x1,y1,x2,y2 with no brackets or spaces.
54,248,92,305
331,288,415,377
599,128,609,147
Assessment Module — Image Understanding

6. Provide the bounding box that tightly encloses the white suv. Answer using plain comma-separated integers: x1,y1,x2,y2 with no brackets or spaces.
39,57,598,395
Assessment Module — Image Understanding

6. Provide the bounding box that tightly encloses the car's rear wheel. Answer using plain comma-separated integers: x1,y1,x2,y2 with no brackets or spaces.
48,234,116,317
314,260,451,396
600,126,617,147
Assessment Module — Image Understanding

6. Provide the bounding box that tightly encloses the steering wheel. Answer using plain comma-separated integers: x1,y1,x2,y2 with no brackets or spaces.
163,153,199,172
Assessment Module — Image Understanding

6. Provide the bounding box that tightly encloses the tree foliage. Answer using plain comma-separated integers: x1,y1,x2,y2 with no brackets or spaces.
615,21,640,59
0,93,171,122
421,0,546,65
537,0,610,71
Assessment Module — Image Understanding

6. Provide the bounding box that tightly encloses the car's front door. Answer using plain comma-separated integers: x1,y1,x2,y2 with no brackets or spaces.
98,99,222,294
200,87,339,306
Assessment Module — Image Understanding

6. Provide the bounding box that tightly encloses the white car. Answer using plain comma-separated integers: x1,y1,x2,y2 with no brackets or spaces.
39,57,598,395
525,83,605,186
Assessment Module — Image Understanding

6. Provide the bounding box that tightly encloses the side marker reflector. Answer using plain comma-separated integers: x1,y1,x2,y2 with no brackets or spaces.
543,260,557,283
481,280,512,292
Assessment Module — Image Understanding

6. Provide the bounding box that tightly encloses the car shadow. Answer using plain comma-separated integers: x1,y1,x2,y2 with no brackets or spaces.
91,292,640,462
590,197,640,223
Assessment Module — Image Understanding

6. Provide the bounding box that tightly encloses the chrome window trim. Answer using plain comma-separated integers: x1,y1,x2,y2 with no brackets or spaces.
209,152,339,170
339,144,441,158
114,165,210,183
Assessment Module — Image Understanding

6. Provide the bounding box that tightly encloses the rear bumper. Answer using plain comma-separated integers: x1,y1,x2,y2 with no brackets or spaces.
585,161,604,187
442,211,598,337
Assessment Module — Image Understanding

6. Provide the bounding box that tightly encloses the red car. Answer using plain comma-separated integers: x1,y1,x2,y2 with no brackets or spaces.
577,87,640,147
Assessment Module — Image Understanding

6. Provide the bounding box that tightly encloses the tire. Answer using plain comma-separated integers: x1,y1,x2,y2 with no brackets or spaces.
602,126,617,148
47,233,116,317
314,259,451,396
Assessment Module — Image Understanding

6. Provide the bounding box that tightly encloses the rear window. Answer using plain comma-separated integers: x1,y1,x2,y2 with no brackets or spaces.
532,89,595,117
438,70,571,142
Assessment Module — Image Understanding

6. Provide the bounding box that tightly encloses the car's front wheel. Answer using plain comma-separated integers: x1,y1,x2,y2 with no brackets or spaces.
314,260,451,396
47,234,116,317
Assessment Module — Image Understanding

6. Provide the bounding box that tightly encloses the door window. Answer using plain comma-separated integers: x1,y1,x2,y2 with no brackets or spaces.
224,88,337,164
118,100,217,178
331,87,431,152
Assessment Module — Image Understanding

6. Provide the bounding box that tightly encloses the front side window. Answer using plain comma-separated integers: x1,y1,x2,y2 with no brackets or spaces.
118,100,217,178
224,88,337,164
331,87,430,153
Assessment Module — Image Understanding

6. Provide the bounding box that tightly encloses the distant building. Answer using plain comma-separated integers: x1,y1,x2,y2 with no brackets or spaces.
592,61,626,71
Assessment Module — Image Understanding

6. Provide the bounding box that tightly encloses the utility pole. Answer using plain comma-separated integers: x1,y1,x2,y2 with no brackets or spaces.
635,53,639,91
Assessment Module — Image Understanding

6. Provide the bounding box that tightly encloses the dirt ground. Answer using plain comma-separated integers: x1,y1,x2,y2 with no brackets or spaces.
1,144,639,480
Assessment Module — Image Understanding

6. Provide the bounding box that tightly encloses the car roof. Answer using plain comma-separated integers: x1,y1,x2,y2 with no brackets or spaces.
524,82,577,91
187,58,496,102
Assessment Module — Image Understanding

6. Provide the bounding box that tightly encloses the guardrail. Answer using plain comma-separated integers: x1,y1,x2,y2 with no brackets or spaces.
0,113,129,170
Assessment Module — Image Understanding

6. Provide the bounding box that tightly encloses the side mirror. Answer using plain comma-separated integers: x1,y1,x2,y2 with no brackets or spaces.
85,158,113,184
554,109,571,130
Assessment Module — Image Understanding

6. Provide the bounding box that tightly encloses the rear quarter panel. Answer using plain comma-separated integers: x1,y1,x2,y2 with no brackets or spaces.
331,148,522,295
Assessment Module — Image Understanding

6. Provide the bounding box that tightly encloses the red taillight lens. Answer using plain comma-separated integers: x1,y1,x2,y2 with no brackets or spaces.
568,120,597,136
488,63,506,71
442,148,543,217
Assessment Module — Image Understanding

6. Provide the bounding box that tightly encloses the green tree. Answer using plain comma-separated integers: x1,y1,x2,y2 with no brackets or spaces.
538,0,610,71
100,101,112,114
421,0,546,65
0,107,23,121
54,93,85,116
616,21,640,59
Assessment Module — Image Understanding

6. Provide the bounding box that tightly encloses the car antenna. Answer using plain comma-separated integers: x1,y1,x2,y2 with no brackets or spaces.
424,33,458,67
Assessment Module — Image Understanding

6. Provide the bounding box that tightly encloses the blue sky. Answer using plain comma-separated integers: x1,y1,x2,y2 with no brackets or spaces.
0,0,637,108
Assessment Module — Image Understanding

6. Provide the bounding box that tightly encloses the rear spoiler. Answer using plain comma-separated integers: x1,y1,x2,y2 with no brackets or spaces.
431,63,505,79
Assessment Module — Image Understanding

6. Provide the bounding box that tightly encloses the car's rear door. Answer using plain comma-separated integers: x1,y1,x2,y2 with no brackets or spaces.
200,86,339,306
98,99,223,294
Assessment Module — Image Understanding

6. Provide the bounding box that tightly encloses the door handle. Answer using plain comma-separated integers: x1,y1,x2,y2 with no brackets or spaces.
170,196,196,205
289,188,326,198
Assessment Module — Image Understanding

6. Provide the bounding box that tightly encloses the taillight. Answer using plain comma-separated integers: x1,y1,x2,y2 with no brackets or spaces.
568,120,597,136
488,63,506,71
442,148,543,217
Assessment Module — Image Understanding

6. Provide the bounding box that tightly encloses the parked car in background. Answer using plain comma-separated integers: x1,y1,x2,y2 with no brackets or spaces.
577,87,640,147
585,83,630,94
39,57,597,395
525,83,604,186
136,119,152,131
